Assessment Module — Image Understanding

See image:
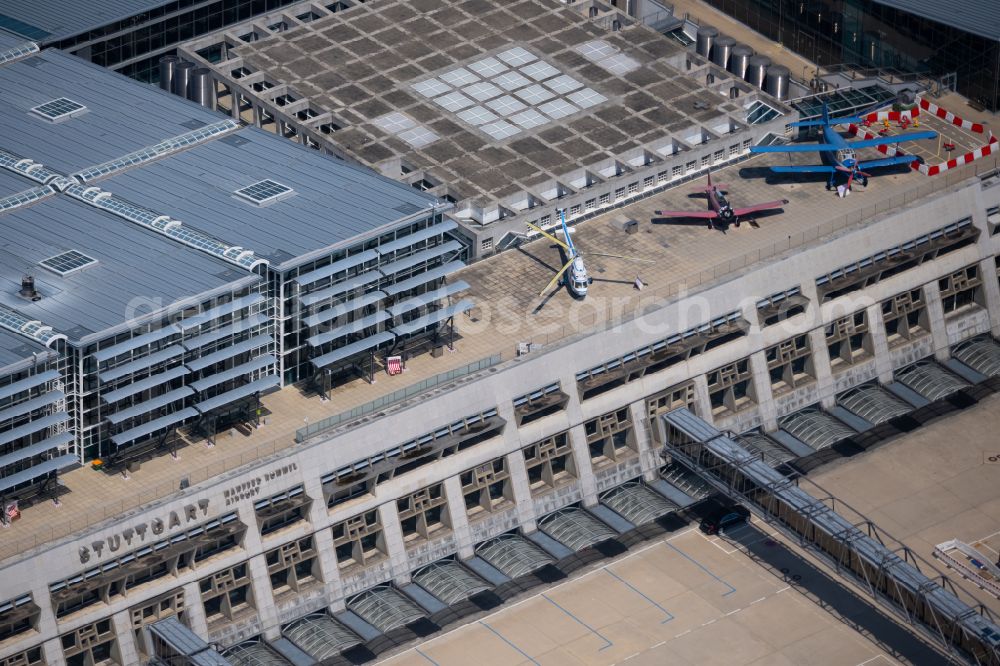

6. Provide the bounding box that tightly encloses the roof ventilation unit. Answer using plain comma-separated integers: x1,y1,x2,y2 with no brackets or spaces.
18,276,40,301
696,26,718,58
173,61,197,97
159,55,180,92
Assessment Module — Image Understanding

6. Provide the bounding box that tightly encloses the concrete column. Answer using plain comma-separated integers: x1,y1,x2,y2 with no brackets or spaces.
231,88,241,121
748,351,777,429
866,303,894,383
111,609,140,666
808,327,836,408
567,424,597,506
377,501,410,584
310,528,344,608
31,581,59,652
628,400,659,482
42,638,66,666
183,580,209,638
691,373,714,423
979,256,1000,336
442,475,473,558
246,554,280,640
560,369,585,428
312,502,344,616
921,278,950,361
505,450,536,532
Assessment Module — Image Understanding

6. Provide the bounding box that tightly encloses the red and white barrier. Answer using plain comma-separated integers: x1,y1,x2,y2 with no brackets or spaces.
845,97,995,176
919,97,986,133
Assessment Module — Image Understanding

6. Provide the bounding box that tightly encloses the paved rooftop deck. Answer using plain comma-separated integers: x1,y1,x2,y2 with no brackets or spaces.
0,148,985,565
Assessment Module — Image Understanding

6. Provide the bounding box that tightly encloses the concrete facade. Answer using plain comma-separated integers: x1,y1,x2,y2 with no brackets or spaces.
1,168,999,664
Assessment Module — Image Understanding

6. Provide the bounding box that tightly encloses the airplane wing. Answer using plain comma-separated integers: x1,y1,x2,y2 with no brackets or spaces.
732,200,789,216
525,221,569,251
770,165,838,173
857,155,920,170
751,144,840,153
653,210,719,219
848,131,937,149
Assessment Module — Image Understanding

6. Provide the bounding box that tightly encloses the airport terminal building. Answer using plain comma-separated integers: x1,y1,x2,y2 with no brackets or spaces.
0,44,467,488
1,143,998,665
0,1,999,665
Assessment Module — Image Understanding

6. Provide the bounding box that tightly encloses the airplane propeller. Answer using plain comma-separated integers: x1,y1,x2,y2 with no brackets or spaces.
835,163,873,190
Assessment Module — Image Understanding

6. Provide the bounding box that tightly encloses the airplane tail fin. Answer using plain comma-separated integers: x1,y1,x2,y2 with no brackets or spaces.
822,101,830,126
559,208,575,254
691,171,727,193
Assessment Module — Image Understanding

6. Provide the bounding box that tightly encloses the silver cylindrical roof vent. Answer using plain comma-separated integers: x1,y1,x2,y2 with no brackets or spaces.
188,68,216,108
745,54,771,88
727,44,753,79
711,35,735,69
695,26,718,58
172,61,196,97
159,55,180,93
765,65,790,100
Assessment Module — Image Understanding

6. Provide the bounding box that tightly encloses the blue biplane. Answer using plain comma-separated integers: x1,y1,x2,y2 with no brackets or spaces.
751,102,937,190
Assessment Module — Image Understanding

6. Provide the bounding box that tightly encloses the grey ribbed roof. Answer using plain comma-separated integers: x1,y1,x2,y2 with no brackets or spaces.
0,43,444,351
0,329,49,373
0,50,223,174
871,0,1000,41
0,196,253,343
0,28,27,50
0,170,33,198
103,124,441,268
0,0,173,42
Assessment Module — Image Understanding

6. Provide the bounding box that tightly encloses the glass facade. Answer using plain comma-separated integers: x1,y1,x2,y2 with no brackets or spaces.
53,0,304,82
703,0,1000,111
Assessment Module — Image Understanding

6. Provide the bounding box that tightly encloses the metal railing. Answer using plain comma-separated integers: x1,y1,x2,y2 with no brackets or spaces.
295,354,503,442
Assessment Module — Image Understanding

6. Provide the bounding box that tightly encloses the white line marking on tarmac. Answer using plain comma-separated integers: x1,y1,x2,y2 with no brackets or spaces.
675,629,692,638
750,596,767,604
725,608,741,616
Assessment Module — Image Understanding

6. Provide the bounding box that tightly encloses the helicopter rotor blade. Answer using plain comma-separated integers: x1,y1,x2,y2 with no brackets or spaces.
588,252,656,264
524,221,569,251
540,258,575,297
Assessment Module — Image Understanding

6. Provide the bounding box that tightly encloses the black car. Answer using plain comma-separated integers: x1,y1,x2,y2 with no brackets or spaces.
698,504,751,535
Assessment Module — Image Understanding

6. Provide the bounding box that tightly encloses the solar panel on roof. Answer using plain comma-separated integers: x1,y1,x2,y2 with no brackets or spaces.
38,249,97,276
233,179,294,206
30,97,87,122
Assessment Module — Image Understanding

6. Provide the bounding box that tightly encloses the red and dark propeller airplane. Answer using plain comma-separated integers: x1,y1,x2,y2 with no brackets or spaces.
654,173,789,230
